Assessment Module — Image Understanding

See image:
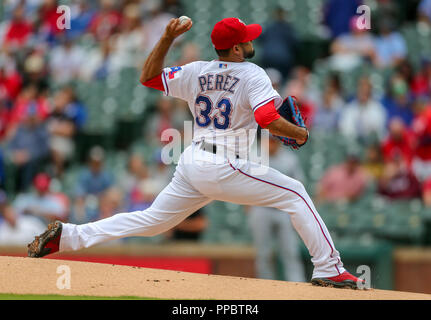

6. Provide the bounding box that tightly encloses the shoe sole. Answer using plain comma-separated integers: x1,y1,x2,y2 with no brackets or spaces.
311,278,359,289
27,221,62,258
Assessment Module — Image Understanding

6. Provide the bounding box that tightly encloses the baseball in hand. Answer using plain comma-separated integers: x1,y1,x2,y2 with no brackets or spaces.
179,16,192,25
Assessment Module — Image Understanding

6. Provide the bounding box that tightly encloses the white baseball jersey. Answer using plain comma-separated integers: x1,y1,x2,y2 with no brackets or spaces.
58,59,346,281
161,61,283,155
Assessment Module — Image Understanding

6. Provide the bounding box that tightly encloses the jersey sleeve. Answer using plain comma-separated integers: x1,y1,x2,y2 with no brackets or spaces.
247,68,283,113
141,73,164,91
254,100,280,128
161,62,197,101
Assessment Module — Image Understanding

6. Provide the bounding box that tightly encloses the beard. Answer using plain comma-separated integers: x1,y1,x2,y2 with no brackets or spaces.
244,48,255,59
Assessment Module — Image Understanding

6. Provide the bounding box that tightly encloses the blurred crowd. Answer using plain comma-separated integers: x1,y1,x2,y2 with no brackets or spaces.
0,0,202,245
260,1,431,210
0,0,431,248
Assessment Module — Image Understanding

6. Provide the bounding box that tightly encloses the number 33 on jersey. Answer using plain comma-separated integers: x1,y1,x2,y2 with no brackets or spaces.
161,61,283,154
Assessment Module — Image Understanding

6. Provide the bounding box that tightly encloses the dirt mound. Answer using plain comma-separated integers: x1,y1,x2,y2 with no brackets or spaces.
0,256,429,299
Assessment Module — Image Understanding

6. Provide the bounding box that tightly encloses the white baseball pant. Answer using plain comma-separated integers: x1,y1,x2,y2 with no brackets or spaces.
60,142,345,279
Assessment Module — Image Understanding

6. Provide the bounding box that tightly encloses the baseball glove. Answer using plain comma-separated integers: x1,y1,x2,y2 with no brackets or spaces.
274,96,309,150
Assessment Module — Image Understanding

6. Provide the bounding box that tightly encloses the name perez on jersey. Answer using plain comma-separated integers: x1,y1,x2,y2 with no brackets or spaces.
198,73,240,94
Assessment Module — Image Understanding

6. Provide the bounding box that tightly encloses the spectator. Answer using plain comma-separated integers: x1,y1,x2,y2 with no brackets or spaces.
2,4,33,52
125,150,173,210
339,76,387,141
259,7,297,79
0,189,46,245
330,16,376,71
110,3,146,71
128,179,158,212
168,208,208,241
175,42,202,66
120,151,172,213
313,73,345,131
13,173,69,223
47,86,87,177
378,156,422,200
66,0,96,40
75,146,113,197
282,66,317,126
0,190,16,229
117,153,152,211
22,51,49,91
139,0,160,18
411,58,431,98
265,68,283,91
381,72,415,126
59,86,86,130
49,36,86,84
73,146,114,222
8,84,50,133
248,136,306,282
89,0,122,42
98,187,124,220
0,56,22,105
397,59,415,88
411,97,431,181
374,17,407,68
147,150,174,192
143,6,175,52
146,96,188,145
381,117,415,167
118,153,148,194
37,0,65,44
362,143,385,181
324,0,363,38
316,153,370,203
6,105,50,192
0,100,12,141
418,0,431,25
1,0,42,19
80,39,114,80
121,150,174,212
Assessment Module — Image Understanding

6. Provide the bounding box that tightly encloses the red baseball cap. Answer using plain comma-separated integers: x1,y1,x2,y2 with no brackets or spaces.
211,17,262,50
33,173,51,192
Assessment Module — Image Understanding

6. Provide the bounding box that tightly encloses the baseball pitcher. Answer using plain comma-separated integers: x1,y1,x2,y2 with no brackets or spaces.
28,17,364,289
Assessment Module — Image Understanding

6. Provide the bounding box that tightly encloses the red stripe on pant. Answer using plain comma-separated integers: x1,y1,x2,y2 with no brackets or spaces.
229,162,341,275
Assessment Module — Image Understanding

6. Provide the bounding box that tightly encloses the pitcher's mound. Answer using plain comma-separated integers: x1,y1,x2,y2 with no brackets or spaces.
0,256,429,299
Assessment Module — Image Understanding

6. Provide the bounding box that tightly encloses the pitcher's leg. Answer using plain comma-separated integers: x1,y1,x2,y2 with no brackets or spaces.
218,160,345,279
60,176,211,252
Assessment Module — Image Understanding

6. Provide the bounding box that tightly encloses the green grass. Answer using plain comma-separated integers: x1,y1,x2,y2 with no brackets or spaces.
0,293,158,300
